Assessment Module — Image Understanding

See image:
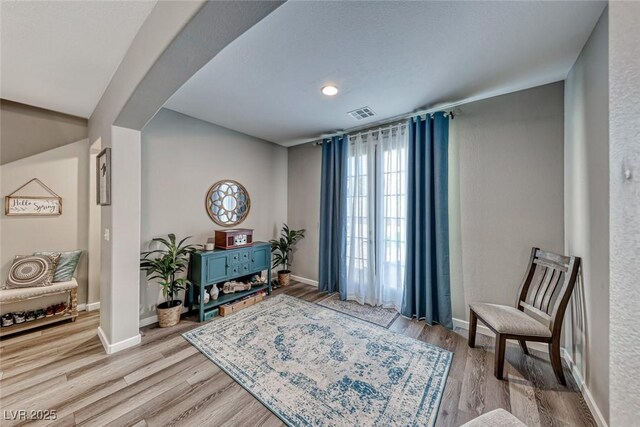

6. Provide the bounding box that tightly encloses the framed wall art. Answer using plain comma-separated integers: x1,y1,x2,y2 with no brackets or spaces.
96,148,111,206
5,178,62,216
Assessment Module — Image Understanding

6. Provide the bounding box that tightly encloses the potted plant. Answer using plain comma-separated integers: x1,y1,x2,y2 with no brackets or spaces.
270,224,306,287
140,234,198,328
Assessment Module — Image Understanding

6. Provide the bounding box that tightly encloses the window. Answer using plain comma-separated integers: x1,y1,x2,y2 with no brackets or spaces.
345,124,408,310
346,152,370,271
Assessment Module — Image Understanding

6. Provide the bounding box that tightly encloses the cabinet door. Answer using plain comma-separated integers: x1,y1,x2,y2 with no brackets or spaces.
229,251,242,265
251,246,270,271
206,255,228,283
230,250,250,265
241,262,251,275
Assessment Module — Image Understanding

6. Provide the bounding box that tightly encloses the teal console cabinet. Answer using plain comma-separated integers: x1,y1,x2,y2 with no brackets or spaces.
188,242,272,322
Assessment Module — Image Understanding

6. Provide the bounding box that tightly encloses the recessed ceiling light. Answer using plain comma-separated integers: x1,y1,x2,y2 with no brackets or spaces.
321,85,339,96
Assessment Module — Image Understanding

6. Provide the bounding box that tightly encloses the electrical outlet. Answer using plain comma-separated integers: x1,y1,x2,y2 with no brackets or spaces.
104,228,110,241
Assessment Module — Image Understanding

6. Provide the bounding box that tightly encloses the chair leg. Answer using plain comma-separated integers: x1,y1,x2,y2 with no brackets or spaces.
468,309,478,348
494,334,506,380
549,340,566,385
519,340,530,355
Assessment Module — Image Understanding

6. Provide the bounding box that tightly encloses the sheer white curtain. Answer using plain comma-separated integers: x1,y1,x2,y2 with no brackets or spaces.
345,123,408,311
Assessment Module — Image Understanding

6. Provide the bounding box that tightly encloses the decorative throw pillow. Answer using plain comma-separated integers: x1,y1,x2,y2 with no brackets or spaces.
34,250,82,282
5,254,61,289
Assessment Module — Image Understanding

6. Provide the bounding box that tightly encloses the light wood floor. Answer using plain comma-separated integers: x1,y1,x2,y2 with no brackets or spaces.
0,282,595,426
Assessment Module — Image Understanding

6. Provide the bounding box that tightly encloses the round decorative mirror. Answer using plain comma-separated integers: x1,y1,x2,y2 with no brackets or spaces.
205,180,251,226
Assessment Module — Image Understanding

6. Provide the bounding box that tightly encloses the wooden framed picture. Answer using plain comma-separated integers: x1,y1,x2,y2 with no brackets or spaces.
5,178,62,216
96,148,111,206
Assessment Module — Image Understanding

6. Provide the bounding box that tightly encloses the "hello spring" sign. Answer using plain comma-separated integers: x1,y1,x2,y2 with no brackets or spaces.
5,197,62,216
4,178,62,216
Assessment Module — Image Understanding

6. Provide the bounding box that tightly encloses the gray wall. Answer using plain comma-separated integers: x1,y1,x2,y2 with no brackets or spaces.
609,2,640,424
449,82,565,319
140,108,287,321
287,143,322,282
1,99,88,165
1,139,90,305
564,9,609,423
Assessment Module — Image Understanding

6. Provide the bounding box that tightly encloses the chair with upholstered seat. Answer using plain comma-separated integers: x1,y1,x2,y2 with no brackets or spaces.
468,247,580,384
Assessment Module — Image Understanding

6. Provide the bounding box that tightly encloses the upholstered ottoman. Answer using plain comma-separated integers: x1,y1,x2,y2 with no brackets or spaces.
0,278,78,337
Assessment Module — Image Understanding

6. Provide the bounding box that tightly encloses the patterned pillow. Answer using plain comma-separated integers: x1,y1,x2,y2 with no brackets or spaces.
34,250,82,282
5,254,61,289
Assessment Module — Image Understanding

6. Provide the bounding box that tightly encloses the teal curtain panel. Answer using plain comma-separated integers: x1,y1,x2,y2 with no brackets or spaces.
318,135,348,298
401,114,452,328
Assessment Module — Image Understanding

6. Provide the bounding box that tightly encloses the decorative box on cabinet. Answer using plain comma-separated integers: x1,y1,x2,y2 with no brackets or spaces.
188,242,272,322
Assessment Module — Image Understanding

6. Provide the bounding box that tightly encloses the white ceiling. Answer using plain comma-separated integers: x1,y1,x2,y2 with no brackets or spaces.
1,0,156,117
165,0,606,147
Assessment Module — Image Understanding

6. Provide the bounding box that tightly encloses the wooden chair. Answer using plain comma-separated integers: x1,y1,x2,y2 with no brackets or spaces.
468,247,580,384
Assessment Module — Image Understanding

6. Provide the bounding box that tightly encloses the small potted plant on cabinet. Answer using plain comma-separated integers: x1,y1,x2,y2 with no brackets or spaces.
140,234,197,327
270,224,306,287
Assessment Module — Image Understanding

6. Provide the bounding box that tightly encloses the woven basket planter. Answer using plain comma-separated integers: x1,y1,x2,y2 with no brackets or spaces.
157,301,182,328
278,270,291,287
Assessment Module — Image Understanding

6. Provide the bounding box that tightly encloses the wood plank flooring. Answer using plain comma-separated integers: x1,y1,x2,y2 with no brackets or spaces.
0,282,596,426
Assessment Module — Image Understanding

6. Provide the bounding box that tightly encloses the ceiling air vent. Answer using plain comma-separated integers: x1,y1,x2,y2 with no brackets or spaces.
348,106,376,120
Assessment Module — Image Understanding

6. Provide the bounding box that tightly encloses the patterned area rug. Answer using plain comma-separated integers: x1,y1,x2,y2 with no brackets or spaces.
183,295,452,427
317,293,400,328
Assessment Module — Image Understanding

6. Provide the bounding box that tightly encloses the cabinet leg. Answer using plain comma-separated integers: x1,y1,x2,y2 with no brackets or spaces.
199,286,205,322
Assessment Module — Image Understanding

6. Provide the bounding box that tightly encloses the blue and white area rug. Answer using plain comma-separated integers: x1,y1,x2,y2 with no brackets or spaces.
183,294,452,427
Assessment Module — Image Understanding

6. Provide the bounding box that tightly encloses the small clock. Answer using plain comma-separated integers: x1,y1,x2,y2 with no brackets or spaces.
214,228,254,249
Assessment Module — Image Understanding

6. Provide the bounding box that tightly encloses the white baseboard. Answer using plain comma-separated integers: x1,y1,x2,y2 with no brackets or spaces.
453,317,494,337
76,302,100,312
97,326,141,354
455,316,607,426
290,275,318,287
139,315,158,328
562,349,608,427
86,301,100,311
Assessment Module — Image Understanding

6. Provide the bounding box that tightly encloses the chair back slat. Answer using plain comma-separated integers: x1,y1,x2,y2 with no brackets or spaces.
532,266,554,309
540,269,564,313
526,265,546,305
516,247,581,337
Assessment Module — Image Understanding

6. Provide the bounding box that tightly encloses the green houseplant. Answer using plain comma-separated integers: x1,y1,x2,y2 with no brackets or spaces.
140,234,198,327
270,224,306,286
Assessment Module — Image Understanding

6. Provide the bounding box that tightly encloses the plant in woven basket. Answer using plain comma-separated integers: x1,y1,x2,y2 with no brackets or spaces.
270,224,305,286
140,234,198,327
